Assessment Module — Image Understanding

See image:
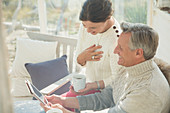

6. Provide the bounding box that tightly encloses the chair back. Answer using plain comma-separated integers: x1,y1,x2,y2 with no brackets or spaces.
154,57,170,85
27,31,80,73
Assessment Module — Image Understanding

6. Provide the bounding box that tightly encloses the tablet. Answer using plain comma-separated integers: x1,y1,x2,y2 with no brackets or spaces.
25,80,48,105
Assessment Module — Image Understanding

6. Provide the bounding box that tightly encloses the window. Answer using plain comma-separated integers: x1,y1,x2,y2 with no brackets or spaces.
112,0,147,24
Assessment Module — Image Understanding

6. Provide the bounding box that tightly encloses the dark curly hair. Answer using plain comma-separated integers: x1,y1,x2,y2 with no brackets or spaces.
79,0,113,22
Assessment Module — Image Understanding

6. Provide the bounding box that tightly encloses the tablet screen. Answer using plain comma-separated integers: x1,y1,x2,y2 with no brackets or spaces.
25,80,48,105
31,83,44,101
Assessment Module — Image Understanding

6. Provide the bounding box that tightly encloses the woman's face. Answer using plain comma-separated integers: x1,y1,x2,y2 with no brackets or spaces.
82,21,108,35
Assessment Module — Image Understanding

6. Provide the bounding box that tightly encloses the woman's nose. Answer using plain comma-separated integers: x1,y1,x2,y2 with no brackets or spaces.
87,28,92,33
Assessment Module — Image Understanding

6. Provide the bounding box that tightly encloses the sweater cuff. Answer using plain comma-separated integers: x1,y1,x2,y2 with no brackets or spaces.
103,77,112,87
76,96,88,111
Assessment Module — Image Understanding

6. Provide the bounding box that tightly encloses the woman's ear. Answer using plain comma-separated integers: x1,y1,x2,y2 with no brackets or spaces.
106,16,111,20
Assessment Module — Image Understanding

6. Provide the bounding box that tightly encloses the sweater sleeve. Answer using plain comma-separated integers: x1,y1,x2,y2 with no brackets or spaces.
75,23,87,68
108,105,127,113
77,86,115,111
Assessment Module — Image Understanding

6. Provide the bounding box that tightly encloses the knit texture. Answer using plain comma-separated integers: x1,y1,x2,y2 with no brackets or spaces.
111,59,170,113
77,60,170,113
76,18,122,86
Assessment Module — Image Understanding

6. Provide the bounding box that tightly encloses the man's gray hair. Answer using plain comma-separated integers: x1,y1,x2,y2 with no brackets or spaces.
120,22,159,60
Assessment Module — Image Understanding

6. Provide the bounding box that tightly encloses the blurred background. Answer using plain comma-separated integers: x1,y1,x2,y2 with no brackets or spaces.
2,0,170,66
2,0,150,35
0,0,170,112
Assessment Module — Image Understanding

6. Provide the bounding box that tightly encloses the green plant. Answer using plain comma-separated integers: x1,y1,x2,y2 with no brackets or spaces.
124,0,147,24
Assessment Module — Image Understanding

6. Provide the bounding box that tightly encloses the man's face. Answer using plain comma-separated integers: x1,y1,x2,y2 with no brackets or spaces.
82,21,107,35
114,32,137,67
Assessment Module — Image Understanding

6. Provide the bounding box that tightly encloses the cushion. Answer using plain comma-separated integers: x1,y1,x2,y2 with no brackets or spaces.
154,57,170,85
10,38,57,77
25,55,70,95
10,38,57,97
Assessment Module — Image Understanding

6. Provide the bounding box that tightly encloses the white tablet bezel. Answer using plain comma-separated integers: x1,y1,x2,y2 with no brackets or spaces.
25,80,48,105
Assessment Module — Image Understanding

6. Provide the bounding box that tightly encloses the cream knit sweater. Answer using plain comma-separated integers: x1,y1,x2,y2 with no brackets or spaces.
76,18,122,86
111,59,170,113
78,60,170,113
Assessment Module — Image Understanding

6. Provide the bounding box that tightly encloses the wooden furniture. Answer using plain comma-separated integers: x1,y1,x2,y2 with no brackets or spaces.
27,32,79,73
27,32,80,95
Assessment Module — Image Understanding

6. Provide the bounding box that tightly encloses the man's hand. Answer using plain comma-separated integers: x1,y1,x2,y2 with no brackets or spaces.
40,102,52,112
40,102,75,113
45,95,63,105
77,44,103,66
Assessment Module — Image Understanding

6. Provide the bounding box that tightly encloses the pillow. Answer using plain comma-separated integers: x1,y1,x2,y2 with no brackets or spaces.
25,55,70,95
10,38,57,77
10,38,57,97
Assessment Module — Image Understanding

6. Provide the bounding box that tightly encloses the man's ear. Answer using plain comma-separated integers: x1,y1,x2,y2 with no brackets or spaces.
135,48,143,58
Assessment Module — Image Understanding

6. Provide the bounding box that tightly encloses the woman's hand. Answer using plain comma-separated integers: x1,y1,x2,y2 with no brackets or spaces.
70,82,97,95
77,44,103,66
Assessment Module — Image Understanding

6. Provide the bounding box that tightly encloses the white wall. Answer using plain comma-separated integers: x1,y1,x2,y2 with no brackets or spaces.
152,8,170,63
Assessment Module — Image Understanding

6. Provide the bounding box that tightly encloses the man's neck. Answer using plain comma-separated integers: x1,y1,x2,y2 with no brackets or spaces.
127,58,146,67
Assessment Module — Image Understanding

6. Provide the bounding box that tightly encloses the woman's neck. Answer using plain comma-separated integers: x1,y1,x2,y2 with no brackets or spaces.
101,17,115,33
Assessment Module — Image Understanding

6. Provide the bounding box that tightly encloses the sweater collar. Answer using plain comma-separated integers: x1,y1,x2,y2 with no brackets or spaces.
97,24,114,37
97,17,119,37
125,59,155,77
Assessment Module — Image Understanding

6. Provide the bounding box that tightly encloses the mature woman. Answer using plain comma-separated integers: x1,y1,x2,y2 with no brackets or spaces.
62,0,121,97
40,0,122,112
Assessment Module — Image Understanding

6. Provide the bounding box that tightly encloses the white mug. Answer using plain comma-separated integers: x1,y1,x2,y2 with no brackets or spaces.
46,108,63,113
72,74,86,92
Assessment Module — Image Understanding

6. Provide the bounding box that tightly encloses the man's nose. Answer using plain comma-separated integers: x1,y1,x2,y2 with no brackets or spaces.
114,46,118,54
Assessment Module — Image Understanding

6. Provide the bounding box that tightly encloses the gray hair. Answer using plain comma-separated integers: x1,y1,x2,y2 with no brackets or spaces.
120,22,159,60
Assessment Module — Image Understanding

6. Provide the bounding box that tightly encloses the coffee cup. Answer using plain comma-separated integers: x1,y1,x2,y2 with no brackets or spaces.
72,74,86,92
46,108,63,113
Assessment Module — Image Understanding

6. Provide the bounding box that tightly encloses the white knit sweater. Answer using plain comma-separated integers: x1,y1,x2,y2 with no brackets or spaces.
111,59,170,113
77,59,170,113
76,18,122,86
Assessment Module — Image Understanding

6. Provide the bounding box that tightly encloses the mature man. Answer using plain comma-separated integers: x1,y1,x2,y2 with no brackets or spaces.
41,22,170,113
